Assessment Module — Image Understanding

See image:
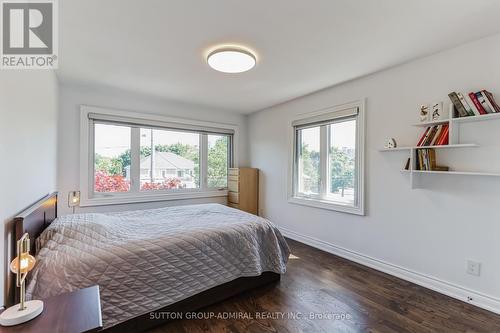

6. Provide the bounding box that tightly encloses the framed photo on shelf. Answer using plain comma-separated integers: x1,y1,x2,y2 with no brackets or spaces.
431,102,444,121
419,104,429,122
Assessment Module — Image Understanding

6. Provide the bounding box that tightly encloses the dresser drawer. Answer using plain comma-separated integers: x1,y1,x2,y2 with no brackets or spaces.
228,175,239,182
228,202,239,209
228,180,239,192
228,168,240,176
228,192,239,204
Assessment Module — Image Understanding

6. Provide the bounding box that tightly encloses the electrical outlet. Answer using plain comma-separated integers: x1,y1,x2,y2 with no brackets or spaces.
467,260,481,276
259,208,264,217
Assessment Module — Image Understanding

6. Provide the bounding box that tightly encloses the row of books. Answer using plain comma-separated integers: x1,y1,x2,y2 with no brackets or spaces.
449,90,500,117
417,124,449,147
415,149,449,171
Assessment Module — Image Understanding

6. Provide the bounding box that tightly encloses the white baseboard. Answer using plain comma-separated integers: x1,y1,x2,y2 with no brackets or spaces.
279,226,500,315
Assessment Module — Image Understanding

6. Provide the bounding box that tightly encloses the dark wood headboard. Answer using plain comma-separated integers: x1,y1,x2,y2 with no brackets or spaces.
14,192,58,255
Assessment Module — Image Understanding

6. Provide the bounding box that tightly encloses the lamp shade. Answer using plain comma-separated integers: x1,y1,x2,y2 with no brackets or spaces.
68,191,80,207
10,253,36,275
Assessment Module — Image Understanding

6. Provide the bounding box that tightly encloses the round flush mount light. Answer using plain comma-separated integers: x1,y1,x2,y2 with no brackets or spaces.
207,47,256,73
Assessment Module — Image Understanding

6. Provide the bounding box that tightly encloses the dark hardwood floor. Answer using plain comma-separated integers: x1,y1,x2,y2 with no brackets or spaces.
149,239,500,333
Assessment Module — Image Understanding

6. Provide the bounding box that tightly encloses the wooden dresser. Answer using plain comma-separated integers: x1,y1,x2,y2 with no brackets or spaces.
228,168,259,215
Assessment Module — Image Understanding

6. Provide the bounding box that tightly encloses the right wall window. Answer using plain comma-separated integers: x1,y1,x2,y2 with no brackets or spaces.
291,102,365,215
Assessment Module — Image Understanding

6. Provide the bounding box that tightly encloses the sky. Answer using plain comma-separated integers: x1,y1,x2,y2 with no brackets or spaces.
95,124,131,157
301,119,356,152
95,124,224,157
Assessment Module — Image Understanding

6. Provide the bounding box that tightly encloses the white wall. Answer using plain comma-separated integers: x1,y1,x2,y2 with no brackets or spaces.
0,71,58,306
248,33,500,312
58,82,248,215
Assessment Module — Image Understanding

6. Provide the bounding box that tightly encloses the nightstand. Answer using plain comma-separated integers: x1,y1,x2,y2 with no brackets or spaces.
0,286,102,333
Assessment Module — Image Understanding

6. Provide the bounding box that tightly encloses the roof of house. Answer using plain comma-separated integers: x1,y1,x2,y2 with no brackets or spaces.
140,152,195,170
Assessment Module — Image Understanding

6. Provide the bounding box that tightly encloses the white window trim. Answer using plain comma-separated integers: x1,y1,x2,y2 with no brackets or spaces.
79,105,239,207
287,99,366,216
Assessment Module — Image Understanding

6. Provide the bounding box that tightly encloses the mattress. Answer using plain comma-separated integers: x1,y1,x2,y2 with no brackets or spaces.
26,203,290,328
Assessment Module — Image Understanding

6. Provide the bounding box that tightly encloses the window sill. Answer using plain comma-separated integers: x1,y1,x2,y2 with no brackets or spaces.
288,196,365,216
80,190,228,207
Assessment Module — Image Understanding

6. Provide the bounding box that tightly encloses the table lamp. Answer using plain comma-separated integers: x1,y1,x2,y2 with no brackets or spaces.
0,233,43,326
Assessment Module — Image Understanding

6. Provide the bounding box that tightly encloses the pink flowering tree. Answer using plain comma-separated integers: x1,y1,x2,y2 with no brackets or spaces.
94,171,130,192
140,178,182,191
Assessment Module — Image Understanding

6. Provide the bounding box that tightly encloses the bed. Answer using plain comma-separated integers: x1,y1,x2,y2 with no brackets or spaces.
14,192,290,332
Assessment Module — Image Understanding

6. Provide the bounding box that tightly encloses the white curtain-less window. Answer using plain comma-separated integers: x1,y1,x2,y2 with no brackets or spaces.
290,101,365,215
81,106,236,206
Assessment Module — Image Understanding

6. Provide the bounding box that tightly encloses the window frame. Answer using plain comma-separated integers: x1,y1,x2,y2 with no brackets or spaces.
288,100,365,215
80,105,238,207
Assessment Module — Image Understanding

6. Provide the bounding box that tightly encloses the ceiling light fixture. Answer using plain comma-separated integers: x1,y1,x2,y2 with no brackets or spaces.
207,47,256,73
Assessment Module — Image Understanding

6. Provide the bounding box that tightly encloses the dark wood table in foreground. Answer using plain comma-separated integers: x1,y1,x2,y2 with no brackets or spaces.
0,285,102,333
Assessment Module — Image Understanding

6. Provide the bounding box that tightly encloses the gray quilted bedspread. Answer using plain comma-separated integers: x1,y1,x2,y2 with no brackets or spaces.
26,204,290,328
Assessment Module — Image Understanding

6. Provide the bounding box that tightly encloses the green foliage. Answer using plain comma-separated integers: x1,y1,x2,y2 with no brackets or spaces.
208,137,228,188
329,147,354,194
299,145,354,196
139,146,151,158
117,150,131,173
95,153,124,176
300,144,320,193
155,143,198,161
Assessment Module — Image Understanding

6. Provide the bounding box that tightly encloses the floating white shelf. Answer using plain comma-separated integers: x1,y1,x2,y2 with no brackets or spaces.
382,108,500,189
379,143,478,152
412,112,500,127
452,112,500,124
402,169,500,177
412,119,450,127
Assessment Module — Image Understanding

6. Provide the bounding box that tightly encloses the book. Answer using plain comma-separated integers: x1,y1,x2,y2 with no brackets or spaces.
435,125,449,146
481,90,498,113
428,149,437,170
423,149,429,170
457,92,475,116
423,126,438,146
418,127,432,146
403,158,410,170
476,92,494,113
483,90,500,113
430,124,447,146
468,92,487,115
416,149,438,171
416,124,451,147
433,166,450,172
430,125,443,146
464,94,480,116
417,127,430,146
440,128,449,145
448,92,469,117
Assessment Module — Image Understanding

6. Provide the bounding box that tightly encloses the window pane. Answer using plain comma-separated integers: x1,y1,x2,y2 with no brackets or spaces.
297,126,320,195
328,119,356,206
140,128,200,191
94,123,131,193
208,135,229,188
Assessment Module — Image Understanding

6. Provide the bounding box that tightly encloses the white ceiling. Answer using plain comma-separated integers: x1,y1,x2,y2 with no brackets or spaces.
58,0,500,114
